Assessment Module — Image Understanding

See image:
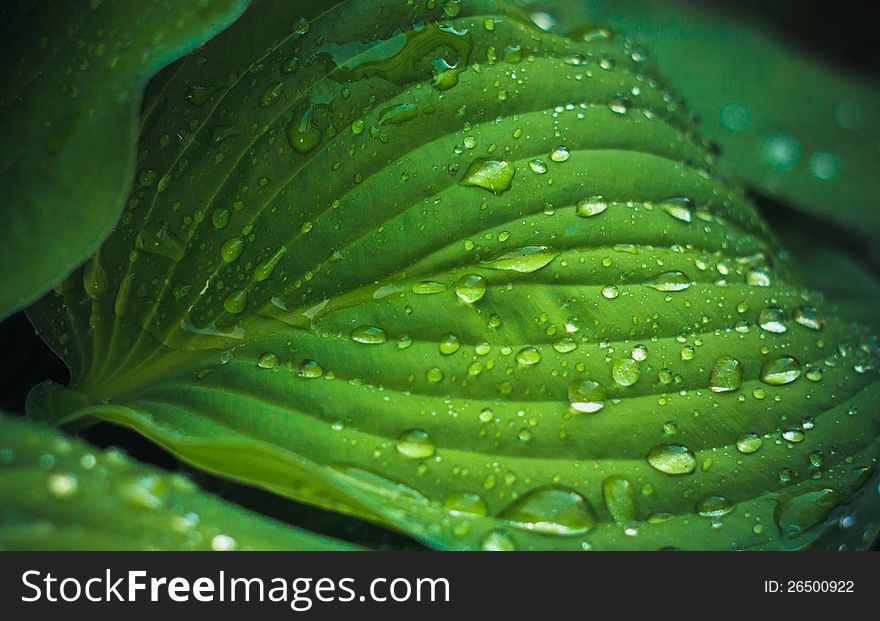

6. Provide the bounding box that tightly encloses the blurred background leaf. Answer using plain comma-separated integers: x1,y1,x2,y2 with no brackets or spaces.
0,0,250,319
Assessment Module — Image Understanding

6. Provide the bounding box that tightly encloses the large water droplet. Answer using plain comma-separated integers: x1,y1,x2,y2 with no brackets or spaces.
709,356,743,392
568,379,605,413
736,433,762,454
696,495,736,517
396,429,436,459
576,196,608,218
499,487,597,536
351,325,388,344
658,197,693,223
444,492,488,517
794,306,824,331
758,306,787,333
602,476,636,525
480,246,558,273
455,274,487,303
461,158,515,195
646,271,691,292
611,358,640,387
760,356,801,385
646,444,696,475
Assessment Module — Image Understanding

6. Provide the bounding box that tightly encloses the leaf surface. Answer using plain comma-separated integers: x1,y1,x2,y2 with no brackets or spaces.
0,0,250,318
0,412,356,550
28,0,880,550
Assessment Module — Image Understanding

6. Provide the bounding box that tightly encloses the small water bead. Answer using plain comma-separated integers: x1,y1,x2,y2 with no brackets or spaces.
444,492,488,517
296,359,323,379
758,306,787,333
576,196,608,217
480,246,558,273
257,352,280,369
696,496,736,518
805,366,824,382
396,429,436,459
601,285,620,299
498,487,597,536
736,433,763,454
612,358,640,387
760,356,802,385
439,334,461,355
602,476,637,525
351,326,387,344
47,472,79,499
658,197,693,223
647,271,691,292
809,451,825,469
646,444,697,475
568,379,606,413
782,428,805,443
632,345,648,361
528,159,548,174
481,529,516,551
550,146,570,162
455,274,487,303
794,306,824,330
461,158,515,195
709,356,743,393
516,347,541,366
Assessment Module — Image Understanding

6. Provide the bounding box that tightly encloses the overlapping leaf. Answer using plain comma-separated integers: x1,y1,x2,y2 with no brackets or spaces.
28,0,880,550
0,413,355,550
556,0,880,239
0,0,250,319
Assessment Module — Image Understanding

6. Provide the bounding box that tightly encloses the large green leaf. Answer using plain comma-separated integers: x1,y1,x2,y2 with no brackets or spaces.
28,0,880,550
526,0,880,239
0,0,250,319
0,412,355,550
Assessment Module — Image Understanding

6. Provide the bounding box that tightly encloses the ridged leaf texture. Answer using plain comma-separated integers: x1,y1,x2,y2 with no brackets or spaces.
28,0,880,550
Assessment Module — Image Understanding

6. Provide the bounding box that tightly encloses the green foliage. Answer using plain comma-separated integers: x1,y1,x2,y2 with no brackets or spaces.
0,0,250,319
563,0,880,239
0,412,356,550
25,0,880,551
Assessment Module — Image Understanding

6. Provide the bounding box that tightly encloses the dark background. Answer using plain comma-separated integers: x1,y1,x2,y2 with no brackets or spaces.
1,0,877,548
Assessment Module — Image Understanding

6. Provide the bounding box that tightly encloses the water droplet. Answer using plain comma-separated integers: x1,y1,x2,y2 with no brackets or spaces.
211,534,237,551
646,444,696,475
413,280,448,295
297,359,324,379
601,285,620,299
576,196,608,218
608,96,630,114
499,487,597,536
553,337,578,353
709,356,743,392
259,82,285,107
223,290,247,314
287,105,322,154
529,159,548,174
444,492,488,517
647,271,691,292
439,334,461,355
455,274,487,303
612,358,640,386
351,326,387,344
396,429,436,459
516,347,542,366
568,379,606,413
760,356,801,385
758,306,787,333
220,237,244,263
480,246,558,273
696,495,736,517
736,433,762,454
461,158,515,195
602,476,637,525
481,529,516,551
47,472,79,499
550,146,570,162
782,428,805,443
257,352,280,369
794,306,823,331
136,221,185,261
658,197,693,223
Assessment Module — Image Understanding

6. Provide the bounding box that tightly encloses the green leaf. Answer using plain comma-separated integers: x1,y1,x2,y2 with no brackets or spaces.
0,0,250,319
532,0,880,239
28,0,880,550
0,412,357,550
